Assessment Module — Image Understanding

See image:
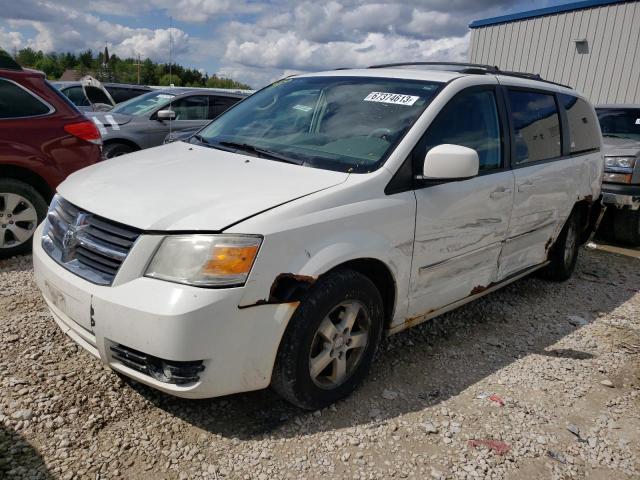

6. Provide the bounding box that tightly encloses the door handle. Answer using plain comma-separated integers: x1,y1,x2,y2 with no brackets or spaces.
518,182,535,192
489,187,512,199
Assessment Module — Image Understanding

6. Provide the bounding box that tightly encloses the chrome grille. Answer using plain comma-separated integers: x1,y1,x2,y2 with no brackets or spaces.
42,196,141,285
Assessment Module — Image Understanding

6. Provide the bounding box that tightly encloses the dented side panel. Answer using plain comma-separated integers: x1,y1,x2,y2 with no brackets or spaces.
408,170,515,320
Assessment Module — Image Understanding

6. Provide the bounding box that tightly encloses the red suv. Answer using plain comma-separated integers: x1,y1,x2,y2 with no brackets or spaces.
0,54,102,258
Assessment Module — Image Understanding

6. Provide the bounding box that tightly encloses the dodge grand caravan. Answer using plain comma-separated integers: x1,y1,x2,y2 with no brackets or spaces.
33,63,603,409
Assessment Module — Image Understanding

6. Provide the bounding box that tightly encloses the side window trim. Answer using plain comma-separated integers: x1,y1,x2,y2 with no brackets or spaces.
0,77,55,120
505,86,564,169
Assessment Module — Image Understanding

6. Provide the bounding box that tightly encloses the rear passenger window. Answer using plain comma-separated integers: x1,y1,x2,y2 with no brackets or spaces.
0,78,51,118
507,90,561,164
418,88,502,172
559,94,600,154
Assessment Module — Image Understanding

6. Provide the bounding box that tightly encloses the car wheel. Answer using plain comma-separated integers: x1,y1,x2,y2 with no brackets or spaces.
613,209,640,246
271,269,384,410
540,211,580,281
0,179,47,258
103,142,135,159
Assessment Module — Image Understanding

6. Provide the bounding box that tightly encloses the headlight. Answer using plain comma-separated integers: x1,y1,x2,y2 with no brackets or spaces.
604,156,636,173
603,172,633,184
145,235,262,287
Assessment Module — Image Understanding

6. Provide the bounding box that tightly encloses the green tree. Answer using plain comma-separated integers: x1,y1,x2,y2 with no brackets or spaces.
15,47,38,67
158,73,182,86
206,75,251,90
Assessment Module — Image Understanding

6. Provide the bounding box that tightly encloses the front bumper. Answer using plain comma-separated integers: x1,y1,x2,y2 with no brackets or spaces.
32,224,297,399
601,182,640,210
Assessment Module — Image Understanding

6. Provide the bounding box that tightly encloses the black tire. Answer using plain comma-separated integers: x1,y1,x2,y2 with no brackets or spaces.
0,179,48,258
102,142,135,159
613,209,640,246
271,269,384,410
540,211,581,281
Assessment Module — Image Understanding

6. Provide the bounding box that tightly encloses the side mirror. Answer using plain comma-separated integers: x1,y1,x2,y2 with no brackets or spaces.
422,144,479,180
156,109,176,121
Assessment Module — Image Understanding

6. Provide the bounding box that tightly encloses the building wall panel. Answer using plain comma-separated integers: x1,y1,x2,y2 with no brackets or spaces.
469,1,640,103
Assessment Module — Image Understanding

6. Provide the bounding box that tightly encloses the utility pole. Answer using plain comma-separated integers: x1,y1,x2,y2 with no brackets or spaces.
133,53,142,84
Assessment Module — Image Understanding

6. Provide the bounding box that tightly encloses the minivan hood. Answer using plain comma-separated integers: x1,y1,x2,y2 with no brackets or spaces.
58,142,349,231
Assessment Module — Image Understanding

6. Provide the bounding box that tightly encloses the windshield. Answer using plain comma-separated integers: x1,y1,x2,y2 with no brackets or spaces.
597,108,640,141
197,76,442,172
112,90,176,116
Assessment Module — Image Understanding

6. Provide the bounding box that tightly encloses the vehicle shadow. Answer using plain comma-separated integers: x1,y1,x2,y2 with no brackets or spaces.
117,248,640,440
0,424,53,479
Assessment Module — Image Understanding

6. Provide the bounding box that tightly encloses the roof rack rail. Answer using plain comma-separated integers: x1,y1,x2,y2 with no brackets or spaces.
367,61,572,89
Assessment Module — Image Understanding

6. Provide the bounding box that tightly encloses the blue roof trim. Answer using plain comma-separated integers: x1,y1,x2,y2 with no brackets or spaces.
469,0,630,28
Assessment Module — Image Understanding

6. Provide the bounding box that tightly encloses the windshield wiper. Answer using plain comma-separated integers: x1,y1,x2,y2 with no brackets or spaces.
191,134,211,145
218,141,304,165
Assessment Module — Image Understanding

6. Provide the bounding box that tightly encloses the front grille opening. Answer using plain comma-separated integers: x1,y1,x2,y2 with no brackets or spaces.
42,196,141,286
110,344,205,386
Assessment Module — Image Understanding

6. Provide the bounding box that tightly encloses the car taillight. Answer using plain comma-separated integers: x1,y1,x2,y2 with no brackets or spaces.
64,120,102,145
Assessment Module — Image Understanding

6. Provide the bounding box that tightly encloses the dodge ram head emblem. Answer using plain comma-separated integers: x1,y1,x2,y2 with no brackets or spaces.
61,212,90,262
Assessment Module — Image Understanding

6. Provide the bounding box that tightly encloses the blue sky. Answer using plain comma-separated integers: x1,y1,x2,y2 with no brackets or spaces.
0,0,571,88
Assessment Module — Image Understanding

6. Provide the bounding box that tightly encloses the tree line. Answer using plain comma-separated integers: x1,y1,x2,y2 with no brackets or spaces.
10,47,252,89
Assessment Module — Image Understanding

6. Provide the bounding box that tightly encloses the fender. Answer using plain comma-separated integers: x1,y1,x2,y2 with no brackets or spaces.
236,205,414,327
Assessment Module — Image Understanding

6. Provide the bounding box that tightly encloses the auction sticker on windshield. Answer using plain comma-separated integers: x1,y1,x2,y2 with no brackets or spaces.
364,92,419,106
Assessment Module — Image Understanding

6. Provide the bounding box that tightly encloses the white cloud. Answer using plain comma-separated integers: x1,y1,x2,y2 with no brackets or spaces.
0,0,533,87
0,27,24,51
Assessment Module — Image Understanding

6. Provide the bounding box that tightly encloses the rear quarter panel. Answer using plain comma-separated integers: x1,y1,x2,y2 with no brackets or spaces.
0,72,101,191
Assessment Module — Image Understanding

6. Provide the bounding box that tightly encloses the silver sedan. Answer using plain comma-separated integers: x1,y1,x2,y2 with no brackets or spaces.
88,87,250,158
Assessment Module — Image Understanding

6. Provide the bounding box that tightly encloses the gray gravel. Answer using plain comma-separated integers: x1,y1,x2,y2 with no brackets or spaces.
1,247,639,479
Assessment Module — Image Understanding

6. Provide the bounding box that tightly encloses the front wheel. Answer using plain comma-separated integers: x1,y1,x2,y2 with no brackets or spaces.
540,212,580,281
0,179,47,258
271,269,384,410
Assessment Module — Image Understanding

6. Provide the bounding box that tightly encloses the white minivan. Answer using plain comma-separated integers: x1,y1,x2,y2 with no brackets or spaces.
33,63,603,409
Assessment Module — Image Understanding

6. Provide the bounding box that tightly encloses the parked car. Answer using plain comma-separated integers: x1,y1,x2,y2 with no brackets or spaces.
86,88,248,158
0,54,101,258
595,105,640,245
53,77,152,112
33,63,603,409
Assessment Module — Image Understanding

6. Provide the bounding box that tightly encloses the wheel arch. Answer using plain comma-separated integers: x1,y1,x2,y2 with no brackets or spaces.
103,137,141,152
263,257,398,331
0,164,54,202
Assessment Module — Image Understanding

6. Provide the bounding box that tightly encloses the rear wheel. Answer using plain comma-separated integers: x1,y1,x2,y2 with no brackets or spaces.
0,179,47,258
540,211,581,281
103,142,135,159
613,209,640,246
271,269,383,410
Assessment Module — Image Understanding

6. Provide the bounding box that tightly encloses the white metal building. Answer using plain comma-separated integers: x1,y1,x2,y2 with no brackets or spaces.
468,0,640,104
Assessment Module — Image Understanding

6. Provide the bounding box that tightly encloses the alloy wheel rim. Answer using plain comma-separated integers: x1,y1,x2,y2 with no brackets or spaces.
309,300,370,389
0,193,38,249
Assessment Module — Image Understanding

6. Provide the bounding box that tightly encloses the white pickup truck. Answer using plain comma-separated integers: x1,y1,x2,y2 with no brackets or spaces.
34,63,603,409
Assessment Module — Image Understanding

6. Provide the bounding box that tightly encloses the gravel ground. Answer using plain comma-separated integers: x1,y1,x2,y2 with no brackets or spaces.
1,247,639,480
